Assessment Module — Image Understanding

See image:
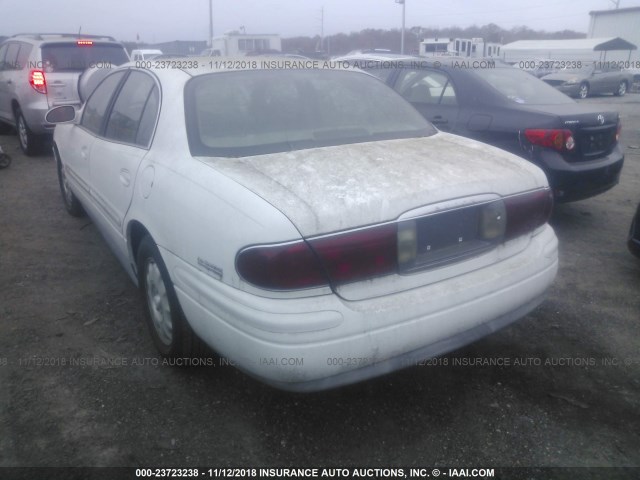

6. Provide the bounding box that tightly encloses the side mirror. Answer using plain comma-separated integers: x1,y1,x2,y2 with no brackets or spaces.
45,105,76,124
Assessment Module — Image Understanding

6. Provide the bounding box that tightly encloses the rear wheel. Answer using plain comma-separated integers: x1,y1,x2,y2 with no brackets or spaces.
54,147,84,217
15,108,43,156
0,153,11,169
615,80,627,96
137,235,207,358
0,120,13,135
578,82,589,99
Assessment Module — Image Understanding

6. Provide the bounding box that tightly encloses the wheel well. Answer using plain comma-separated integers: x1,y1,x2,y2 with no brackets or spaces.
11,100,20,120
129,221,151,270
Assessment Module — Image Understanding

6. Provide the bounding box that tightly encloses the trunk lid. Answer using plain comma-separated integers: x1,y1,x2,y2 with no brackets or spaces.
200,132,547,237
522,104,620,160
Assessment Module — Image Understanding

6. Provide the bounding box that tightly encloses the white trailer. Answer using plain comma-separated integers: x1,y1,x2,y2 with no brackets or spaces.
203,32,282,57
419,37,501,58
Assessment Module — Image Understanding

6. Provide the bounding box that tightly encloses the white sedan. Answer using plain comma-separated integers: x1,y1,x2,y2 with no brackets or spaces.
47,60,558,391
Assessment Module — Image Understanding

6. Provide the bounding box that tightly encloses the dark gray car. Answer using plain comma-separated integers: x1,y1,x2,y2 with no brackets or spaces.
541,64,634,99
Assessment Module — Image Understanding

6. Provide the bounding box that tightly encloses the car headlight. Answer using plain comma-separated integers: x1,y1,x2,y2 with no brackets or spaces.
564,78,579,85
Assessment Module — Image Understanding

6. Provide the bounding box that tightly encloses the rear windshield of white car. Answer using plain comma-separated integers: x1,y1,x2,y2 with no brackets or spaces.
41,43,129,72
184,69,436,157
472,67,574,105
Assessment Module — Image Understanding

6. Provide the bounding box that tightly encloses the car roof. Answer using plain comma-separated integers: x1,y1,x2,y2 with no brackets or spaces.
10,33,118,43
338,55,509,69
333,53,417,62
173,56,361,76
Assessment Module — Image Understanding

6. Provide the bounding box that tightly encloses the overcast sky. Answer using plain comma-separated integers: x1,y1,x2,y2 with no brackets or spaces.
0,0,636,43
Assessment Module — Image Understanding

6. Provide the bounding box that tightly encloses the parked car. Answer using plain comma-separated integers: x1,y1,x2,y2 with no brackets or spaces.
629,203,640,258
131,49,163,61
541,64,634,99
47,61,558,391
340,54,625,202
0,33,129,155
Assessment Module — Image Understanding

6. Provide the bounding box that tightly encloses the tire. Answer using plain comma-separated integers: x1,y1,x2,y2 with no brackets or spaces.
0,153,11,169
615,80,627,97
54,146,84,217
578,82,589,99
137,235,206,359
0,120,13,135
15,108,43,156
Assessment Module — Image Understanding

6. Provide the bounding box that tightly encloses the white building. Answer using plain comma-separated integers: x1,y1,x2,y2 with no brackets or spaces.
206,32,282,56
500,37,637,64
419,38,501,58
588,6,640,62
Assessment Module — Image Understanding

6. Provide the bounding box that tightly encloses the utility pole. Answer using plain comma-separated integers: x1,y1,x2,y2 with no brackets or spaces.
319,6,325,53
209,0,214,47
395,0,406,54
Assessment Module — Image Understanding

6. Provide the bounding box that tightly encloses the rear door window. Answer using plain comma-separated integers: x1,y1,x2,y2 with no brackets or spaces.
3,43,20,71
104,71,157,146
397,70,458,105
81,71,127,135
16,43,33,70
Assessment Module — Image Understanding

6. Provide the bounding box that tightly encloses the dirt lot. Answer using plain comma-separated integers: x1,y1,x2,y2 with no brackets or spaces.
1,95,639,476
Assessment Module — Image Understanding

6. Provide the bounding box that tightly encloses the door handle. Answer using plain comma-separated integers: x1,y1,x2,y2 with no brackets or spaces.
80,146,88,159
432,115,449,125
119,169,131,187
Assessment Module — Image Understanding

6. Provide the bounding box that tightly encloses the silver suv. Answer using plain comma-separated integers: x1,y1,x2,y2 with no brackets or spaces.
0,34,129,155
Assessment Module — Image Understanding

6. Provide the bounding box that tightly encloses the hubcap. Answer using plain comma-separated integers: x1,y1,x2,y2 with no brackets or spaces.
17,115,28,150
145,259,173,346
619,83,626,95
579,86,588,98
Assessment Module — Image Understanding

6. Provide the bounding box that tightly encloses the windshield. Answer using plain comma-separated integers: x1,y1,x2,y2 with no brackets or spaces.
41,43,129,72
471,67,574,105
185,69,436,157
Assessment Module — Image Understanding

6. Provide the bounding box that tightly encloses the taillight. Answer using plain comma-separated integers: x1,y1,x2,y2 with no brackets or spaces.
236,241,328,290
236,224,398,290
524,129,575,152
29,70,47,94
504,189,553,241
615,121,622,142
77,40,93,46
309,223,397,284
237,190,553,291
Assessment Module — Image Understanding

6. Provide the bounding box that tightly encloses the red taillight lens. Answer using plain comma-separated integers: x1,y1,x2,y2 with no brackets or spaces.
615,121,622,142
236,241,328,290
309,223,397,284
77,40,93,46
29,69,47,94
236,224,398,290
524,129,575,152
504,189,553,241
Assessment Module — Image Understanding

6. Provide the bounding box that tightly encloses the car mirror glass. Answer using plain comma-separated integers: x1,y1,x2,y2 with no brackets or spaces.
45,105,76,124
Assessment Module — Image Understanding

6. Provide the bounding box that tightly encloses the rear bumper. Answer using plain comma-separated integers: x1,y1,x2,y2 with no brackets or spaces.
166,225,558,391
20,98,55,134
534,146,624,202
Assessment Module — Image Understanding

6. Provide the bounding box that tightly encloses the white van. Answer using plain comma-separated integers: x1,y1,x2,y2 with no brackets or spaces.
131,49,162,61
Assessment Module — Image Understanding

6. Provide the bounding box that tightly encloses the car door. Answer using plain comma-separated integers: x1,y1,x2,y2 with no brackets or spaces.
0,43,10,122
88,70,159,264
64,70,127,204
392,68,459,132
589,66,611,94
0,43,19,122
